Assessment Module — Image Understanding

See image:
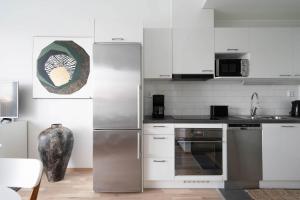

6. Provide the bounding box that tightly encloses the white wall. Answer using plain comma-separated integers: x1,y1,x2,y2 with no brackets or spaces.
0,0,104,167
144,80,298,116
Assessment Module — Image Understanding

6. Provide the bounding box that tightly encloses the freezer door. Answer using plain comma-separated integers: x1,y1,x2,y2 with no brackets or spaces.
93,130,142,192
93,43,142,129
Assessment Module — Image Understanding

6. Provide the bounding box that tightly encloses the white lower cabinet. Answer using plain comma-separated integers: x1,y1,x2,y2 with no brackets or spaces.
144,158,174,180
262,124,300,181
0,121,28,158
144,134,174,157
144,123,174,182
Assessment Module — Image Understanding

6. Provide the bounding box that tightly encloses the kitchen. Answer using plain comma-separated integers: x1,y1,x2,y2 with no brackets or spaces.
1,0,300,199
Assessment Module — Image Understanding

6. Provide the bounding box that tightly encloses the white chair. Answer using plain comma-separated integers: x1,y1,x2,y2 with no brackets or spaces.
0,158,43,200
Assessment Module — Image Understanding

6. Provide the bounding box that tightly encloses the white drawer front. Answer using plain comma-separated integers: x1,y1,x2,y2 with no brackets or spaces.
144,158,174,180
144,124,174,135
144,135,174,157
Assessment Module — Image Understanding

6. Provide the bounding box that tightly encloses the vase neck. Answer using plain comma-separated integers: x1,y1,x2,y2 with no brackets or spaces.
51,124,62,129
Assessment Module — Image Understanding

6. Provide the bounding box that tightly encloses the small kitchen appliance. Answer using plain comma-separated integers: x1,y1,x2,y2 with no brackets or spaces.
152,95,164,119
210,105,228,119
215,58,249,77
291,100,300,117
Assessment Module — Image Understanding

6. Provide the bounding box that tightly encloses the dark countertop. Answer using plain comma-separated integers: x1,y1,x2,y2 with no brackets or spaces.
144,115,300,124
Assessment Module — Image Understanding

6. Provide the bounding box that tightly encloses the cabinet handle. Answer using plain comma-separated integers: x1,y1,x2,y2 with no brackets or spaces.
153,160,166,163
202,70,213,72
112,37,124,41
281,125,296,128
294,74,300,77
227,48,239,51
279,74,292,77
153,137,167,140
159,75,171,77
153,125,166,128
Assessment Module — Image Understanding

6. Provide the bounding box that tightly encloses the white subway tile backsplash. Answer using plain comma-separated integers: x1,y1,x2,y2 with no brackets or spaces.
144,80,298,116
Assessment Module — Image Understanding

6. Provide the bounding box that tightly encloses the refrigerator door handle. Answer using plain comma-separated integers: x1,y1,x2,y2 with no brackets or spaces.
137,132,140,160
137,84,141,129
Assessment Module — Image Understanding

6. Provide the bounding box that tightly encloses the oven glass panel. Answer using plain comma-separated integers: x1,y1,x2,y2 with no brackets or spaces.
175,128,223,176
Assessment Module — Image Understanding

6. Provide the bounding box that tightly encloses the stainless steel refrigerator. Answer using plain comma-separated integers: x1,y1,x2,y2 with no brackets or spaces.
93,43,142,193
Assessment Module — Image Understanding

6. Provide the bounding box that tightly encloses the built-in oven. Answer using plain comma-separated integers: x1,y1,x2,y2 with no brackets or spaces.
175,127,223,176
215,58,249,77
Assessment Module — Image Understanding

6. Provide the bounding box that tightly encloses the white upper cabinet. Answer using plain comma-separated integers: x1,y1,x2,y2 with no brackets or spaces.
215,28,249,53
292,28,300,77
143,0,172,28
144,28,172,79
172,0,214,74
262,124,300,181
249,28,293,78
94,0,143,43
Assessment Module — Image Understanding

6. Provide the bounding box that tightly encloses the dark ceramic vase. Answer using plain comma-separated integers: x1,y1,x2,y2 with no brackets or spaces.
38,124,74,182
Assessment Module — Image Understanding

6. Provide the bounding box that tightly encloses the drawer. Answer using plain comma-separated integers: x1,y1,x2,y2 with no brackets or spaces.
144,158,174,180
144,124,174,135
144,135,174,157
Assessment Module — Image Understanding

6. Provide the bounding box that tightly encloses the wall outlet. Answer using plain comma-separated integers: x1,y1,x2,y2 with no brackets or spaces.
287,90,295,97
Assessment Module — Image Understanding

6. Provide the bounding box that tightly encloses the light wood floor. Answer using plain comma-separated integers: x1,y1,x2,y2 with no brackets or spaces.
18,169,223,200
19,169,300,200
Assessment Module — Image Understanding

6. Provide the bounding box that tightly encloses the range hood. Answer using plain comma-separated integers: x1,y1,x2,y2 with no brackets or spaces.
172,74,214,81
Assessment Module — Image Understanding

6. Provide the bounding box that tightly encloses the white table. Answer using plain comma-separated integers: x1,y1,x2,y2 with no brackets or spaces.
0,186,21,200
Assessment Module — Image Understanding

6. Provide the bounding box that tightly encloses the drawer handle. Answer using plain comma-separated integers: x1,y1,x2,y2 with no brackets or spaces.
281,125,296,128
294,74,300,77
159,75,171,77
227,48,239,51
153,125,166,128
202,70,213,72
153,137,167,140
112,37,124,41
279,74,292,77
153,160,166,163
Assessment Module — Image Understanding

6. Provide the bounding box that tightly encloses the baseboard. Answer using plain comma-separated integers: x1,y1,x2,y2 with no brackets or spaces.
144,180,224,188
66,168,93,173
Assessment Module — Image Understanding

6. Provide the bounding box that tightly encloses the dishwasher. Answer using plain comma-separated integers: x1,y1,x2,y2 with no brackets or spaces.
225,123,262,189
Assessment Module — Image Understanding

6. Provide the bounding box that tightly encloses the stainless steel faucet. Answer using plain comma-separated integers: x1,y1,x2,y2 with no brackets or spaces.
250,92,259,118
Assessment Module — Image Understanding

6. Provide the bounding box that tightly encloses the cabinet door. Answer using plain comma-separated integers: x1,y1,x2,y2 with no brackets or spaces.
144,158,174,180
262,124,300,181
293,28,300,77
144,28,172,79
173,28,214,74
144,134,174,157
249,28,293,78
0,121,27,158
95,0,143,43
143,0,172,28
215,28,249,53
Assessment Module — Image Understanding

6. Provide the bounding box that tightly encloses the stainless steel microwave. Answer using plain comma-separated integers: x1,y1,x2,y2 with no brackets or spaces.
215,59,249,77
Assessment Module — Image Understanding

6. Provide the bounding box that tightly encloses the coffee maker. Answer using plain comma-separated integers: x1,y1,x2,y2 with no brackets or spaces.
152,95,164,119
291,100,300,117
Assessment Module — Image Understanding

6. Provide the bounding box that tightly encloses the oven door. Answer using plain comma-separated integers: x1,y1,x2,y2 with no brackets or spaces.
216,59,242,77
175,128,223,176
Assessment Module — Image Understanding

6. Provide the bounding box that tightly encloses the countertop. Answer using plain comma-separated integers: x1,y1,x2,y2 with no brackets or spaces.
144,115,300,124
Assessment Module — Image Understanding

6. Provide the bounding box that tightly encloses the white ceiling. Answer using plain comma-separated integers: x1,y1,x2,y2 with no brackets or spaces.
202,0,300,20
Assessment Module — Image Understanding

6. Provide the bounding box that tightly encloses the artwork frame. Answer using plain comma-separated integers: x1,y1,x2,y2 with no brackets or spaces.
32,36,93,99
